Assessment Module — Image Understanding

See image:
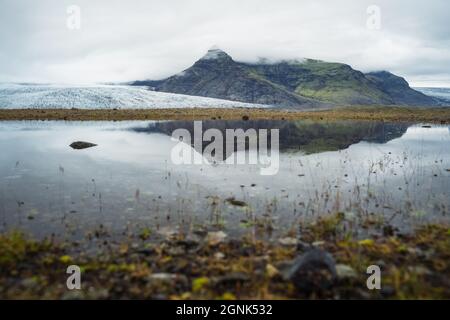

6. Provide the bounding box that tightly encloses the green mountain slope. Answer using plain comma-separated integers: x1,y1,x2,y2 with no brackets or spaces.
242,59,394,105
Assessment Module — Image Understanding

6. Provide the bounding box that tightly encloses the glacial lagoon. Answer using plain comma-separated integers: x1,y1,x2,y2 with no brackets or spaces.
0,120,449,241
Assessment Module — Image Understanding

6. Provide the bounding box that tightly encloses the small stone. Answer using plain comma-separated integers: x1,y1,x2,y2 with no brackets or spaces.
149,273,175,280
20,277,39,289
380,285,396,297
70,141,97,150
355,289,373,299
174,237,200,250
312,240,325,247
130,242,140,249
408,266,432,276
61,291,85,300
215,272,250,287
225,198,247,207
207,231,227,246
383,225,396,236
336,264,357,279
214,252,225,259
164,245,185,256
278,237,298,246
147,273,188,288
157,226,178,239
137,248,157,256
86,288,109,299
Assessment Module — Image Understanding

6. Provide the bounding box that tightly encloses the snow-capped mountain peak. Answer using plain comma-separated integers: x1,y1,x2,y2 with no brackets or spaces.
200,46,230,60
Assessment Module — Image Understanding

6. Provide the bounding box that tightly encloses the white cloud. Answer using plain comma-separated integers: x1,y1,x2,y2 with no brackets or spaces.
0,0,448,86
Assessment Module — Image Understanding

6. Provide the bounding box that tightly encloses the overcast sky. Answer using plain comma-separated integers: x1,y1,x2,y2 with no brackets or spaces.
0,0,449,86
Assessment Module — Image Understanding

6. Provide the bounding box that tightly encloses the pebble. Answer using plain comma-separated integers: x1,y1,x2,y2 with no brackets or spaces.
336,264,357,279
207,231,227,246
278,237,298,246
147,273,188,288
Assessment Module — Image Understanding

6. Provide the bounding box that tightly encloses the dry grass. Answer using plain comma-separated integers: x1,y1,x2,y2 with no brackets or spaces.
0,106,449,123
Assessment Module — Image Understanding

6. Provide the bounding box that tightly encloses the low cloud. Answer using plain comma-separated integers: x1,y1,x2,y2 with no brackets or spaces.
0,0,448,86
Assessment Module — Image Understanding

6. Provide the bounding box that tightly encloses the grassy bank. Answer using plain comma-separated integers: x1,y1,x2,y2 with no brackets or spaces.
0,106,449,123
1,214,449,300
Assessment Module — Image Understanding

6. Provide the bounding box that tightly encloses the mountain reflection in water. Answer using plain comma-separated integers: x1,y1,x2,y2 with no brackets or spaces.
131,120,409,158
0,120,448,240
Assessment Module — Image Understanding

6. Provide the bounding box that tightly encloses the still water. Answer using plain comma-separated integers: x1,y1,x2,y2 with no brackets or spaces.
0,120,449,240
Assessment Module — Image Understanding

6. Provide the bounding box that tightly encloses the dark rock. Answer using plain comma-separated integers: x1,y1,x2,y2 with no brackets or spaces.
225,198,247,207
214,272,250,288
137,247,158,256
225,197,247,207
70,141,97,150
286,249,337,294
173,238,201,250
380,285,396,297
382,225,397,236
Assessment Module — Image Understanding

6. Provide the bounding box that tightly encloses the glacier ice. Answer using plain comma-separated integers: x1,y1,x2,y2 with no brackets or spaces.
0,83,266,109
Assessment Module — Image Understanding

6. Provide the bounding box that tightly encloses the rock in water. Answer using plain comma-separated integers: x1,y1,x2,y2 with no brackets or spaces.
286,249,337,294
225,197,247,207
70,141,97,150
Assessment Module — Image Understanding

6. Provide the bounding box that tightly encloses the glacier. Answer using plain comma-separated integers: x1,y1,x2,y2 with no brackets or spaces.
414,87,450,105
0,83,266,109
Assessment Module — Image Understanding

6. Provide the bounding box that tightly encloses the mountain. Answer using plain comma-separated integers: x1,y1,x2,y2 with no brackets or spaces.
365,71,440,105
132,47,439,108
134,48,321,109
240,59,392,105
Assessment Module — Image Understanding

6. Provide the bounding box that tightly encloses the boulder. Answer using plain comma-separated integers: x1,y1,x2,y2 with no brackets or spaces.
70,141,97,150
286,249,337,294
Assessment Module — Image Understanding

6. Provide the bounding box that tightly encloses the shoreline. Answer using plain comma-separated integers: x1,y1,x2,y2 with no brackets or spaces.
0,106,450,123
